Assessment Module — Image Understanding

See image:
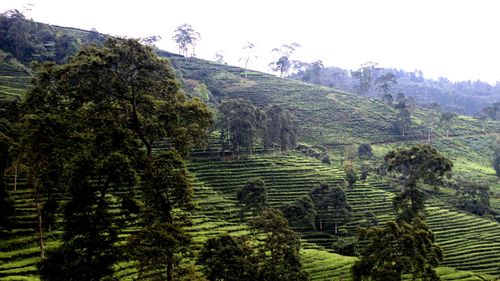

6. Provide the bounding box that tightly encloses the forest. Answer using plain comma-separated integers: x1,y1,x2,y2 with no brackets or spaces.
0,9,500,281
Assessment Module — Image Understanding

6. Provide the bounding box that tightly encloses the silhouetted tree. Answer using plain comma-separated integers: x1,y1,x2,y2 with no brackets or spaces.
172,23,200,59
237,178,268,219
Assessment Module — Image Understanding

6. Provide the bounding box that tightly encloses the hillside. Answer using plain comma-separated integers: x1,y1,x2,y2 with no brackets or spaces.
0,21,499,281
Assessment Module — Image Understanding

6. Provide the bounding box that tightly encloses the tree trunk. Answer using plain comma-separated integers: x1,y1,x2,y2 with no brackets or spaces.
446,129,449,139
167,256,174,281
237,143,240,160
319,217,323,231
334,222,338,235
36,201,45,258
14,166,17,191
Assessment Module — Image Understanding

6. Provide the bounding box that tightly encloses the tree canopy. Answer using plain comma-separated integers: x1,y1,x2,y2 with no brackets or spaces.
22,38,212,281
385,145,452,221
352,217,443,281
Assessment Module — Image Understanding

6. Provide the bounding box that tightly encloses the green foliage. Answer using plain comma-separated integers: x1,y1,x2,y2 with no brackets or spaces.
264,104,297,152
393,101,412,137
455,181,492,216
439,112,457,138
237,178,268,219
494,137,500,177
129,221,191,281
0,133,14,230
344,162,358,188
358,143,373,158
251,208,309,281
19,37,212,281
310,183,352,233
385,144,453,221
282,195,317,230
198,234,257,281
352,217,443,281
332,237,358,256
0,10,96,65
219,98,265,156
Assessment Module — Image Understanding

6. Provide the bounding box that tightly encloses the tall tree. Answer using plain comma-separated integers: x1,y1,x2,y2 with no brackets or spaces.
219,99,265,158
264,104,297,153
455,181,492,216
172,23,200,59
309,183,352,233
494,137,500,178
269,42,301,77
393,100,411,137
424,103,441,142
198,234,258,281
352,217,443,281
0,134,15,230
251,208,309,281
24,38,212,281
351,62,377,97
385,145,452,221
239,42,257,78
282,195,317,230
439,112,457,138
237,178,268,219
374,72,397,97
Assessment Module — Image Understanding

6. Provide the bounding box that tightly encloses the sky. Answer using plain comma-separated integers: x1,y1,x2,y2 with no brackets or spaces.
1,0,500,84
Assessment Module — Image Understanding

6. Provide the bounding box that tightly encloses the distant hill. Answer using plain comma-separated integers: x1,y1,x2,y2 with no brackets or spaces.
291,63,500,116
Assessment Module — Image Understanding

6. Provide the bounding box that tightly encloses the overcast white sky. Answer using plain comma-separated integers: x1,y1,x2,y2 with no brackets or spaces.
2,0,500,84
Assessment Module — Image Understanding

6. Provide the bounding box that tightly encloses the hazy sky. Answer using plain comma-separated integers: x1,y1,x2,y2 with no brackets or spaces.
1,0,500,84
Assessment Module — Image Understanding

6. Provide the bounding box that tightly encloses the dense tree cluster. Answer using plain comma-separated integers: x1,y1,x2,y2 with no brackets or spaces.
0,10,104,64
352,217,443,281
310,183,352,234
199,208,309,281
19,38,212,281
218,99,297,157
292,62,500,116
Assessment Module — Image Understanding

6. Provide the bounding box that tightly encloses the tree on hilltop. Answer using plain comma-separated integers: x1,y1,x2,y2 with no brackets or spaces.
352,62,378,97
173,23,200,59
374,72,397,97
269,42,301,77
239,42,257,78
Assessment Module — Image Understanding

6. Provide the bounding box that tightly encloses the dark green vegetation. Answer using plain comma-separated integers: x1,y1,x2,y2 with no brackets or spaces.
292,62,500,116
1,13,500,281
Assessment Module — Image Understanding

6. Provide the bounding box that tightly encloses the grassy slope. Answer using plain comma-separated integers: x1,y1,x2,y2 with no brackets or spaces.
0,25,499,280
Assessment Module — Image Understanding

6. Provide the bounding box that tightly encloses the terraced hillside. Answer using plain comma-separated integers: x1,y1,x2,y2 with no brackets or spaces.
1,23,500,281
0,51,31,101
189,153,500,278
2,153,498,280
161,51,499,146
